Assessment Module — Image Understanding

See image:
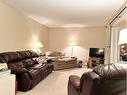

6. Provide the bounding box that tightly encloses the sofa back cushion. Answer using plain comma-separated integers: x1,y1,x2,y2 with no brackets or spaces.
46,51,64,57
0,50,38,63
80,64,127,95
8,61,24,69
16,51,31,59
17,50,38,60
22,58,38,68
93,63,127,79
92,64,127,95
0,52,19,63
8,58,38,70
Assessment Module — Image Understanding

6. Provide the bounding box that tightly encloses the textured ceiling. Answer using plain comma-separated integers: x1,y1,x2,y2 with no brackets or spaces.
2,0,126,27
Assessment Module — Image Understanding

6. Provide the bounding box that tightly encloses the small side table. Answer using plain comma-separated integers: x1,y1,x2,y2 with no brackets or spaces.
87,57,105,68
77,60,83,68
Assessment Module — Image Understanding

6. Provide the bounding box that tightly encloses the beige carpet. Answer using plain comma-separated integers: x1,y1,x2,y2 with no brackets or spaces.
18,68,92,95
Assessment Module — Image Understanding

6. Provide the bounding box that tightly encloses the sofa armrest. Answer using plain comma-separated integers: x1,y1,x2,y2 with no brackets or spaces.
11,68,28,74
69,75,80,90
80,72,101,95
16,72,31,91
68,75,81,95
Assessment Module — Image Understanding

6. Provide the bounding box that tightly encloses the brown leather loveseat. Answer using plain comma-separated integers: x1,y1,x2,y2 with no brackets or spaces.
0,50,53,91
68,63,127,95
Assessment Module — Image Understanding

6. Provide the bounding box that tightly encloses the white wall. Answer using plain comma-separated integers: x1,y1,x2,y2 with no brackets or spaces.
0,1,49,53
49,27,106,64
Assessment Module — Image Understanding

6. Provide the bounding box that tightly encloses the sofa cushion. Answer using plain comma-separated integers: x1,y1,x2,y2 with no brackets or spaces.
7,61,28,74
8,61,24,68
17,51,31,59
0,52,19,63
16,50,38,60
28,69,41,79
93,63,127,79
22,58,38,68
27,63,46,70
12,68,28,74
69,75,80,90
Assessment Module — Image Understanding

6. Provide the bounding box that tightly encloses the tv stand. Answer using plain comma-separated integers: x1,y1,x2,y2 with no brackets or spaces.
87,57,105,68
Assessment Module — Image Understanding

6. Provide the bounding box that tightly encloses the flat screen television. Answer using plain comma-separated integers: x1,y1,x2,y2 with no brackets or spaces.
89,48,105,58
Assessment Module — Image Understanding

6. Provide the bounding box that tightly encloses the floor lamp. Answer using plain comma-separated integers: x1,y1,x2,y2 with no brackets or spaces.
70,42,76,57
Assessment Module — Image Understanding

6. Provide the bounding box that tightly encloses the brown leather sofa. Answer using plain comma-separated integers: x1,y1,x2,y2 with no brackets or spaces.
0,50,53,91
68,63,127,95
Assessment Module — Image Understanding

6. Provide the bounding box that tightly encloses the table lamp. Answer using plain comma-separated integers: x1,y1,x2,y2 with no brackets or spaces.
33,42,43,54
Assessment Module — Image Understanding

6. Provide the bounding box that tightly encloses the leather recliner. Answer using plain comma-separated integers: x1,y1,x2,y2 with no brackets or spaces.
68,63,127,95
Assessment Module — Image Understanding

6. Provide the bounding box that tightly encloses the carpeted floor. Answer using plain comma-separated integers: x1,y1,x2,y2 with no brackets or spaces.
18,68,92,95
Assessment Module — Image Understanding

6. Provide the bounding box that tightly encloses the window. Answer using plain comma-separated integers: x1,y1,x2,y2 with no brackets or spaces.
110,11,127,63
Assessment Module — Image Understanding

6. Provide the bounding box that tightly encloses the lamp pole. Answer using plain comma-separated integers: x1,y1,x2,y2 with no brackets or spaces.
71,45,73,57
70,41,76,57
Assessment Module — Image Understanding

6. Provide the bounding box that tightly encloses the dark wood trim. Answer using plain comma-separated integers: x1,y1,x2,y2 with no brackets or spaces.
109,6,127,25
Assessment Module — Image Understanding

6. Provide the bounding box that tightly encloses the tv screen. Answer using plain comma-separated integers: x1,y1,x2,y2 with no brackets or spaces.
89,48,104,58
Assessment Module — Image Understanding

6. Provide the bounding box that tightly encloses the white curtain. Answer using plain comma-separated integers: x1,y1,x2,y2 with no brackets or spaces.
110,28,119,63
110,11,127,63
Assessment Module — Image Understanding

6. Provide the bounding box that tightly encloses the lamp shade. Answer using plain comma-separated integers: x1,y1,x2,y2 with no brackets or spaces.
34,42,43,49
70,42,77,46
119,28,127,45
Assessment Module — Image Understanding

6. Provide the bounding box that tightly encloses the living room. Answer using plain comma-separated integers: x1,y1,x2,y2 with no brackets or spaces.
0,0,126,95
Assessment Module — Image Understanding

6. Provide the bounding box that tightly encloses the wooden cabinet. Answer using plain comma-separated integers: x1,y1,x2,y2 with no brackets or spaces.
87,57,105,68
